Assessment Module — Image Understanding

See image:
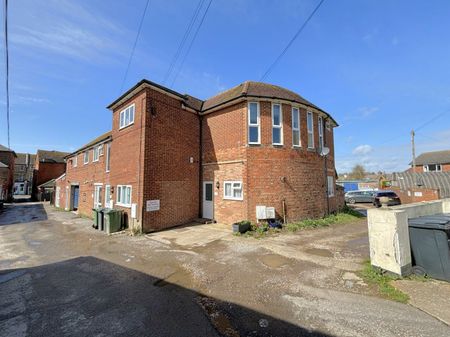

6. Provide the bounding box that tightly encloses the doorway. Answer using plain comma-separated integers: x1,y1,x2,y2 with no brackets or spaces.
202,181,214,219
71,185,79,211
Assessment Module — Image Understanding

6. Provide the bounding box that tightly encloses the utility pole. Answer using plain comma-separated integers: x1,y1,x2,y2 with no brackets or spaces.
411,129,416,190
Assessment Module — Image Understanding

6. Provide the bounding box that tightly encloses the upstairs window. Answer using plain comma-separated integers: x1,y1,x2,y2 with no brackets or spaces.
72,156,77,167
307,111,314,149
248,102,260,144
292,107,300,147
272,104,283,145
83,151,89,164
423,164,442,172
318,116,324,150
119,104,135,129
105,143,111,172
93,146,99,162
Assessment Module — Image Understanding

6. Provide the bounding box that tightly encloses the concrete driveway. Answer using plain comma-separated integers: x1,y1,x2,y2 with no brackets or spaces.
1,202,449,336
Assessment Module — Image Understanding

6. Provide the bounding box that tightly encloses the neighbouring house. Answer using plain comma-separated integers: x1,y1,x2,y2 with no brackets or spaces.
32,150,69,200
409,149,450,172
0,144,17,201
390,171,450,203
14,153,36,195
55,79,344,232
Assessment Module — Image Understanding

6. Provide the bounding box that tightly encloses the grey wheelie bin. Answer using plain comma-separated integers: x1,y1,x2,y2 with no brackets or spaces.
408,214,450,281
103,209,123,234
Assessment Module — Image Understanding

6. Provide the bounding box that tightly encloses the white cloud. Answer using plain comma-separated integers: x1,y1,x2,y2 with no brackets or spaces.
16,96,50,104
358,106,378,118
352,144,373,155
10,0,128,63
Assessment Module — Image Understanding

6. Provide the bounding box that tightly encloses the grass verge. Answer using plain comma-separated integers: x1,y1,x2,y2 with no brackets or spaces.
236,206,364,238
359,261,409,303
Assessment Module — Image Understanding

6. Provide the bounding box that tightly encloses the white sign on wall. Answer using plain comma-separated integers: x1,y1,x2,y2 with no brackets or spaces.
414,191,423,197
146,200,160,212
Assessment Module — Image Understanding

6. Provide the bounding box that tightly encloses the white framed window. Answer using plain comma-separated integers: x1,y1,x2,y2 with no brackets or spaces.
223,181,243,200
318,116,324,150
292,107,300,147
83,151,89,164
105,143,111,172
98,144,104,156
119,104,135,129
116,185,132,207
307,111,314,149
327,176,334,197
72,156,77,167
105,185,112,208
94,184,103,208
423,164,442,172
248,102,260,144
272,103,283,145
93,146,99,162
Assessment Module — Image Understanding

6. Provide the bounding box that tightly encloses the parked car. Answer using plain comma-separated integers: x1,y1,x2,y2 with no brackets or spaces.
373,191,401,208
345,190,376,204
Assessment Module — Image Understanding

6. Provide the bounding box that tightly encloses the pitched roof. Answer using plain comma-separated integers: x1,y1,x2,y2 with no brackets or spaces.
0,161,8,168
0,144,16,156
37,178,56,188
15,153,36,165
391,171,450,198
107,79,337,126
411,150,450,165
37,150,70,163
67,131,112,158
201,81,337,125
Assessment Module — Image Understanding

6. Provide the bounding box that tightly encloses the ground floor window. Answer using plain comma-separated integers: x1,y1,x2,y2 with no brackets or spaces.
327,176,334,197
105,185,112,208
224,181,243,200
94,184,103,208
117,185,132,207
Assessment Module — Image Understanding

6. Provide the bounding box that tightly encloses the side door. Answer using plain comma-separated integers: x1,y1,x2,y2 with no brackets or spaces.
202,181,214,219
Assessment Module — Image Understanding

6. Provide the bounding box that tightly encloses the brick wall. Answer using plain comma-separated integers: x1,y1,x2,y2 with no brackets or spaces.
59,141,111,216
0,151,15,200
390,186,440,204
141,88,200,231
202,99,339,224
409,164,450,173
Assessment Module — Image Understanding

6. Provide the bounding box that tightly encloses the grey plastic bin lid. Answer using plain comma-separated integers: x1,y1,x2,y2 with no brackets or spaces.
408,213,450,230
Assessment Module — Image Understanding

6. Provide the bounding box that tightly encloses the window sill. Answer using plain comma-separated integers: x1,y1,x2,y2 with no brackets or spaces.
272,144,283,148
119,122,134,131
116,203,131,208
292,146,302,150
307,147,316,152
223,198,244,201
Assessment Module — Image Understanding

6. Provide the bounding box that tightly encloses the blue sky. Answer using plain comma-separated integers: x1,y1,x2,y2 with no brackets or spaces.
1,0,450,173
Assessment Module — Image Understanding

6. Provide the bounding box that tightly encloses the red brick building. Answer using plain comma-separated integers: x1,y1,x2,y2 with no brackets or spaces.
32,150,69,200
56,79,343,232
0,144,16,201
409,150,450,173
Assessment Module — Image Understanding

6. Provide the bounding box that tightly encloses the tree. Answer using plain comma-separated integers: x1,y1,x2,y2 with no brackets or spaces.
349,164,366,180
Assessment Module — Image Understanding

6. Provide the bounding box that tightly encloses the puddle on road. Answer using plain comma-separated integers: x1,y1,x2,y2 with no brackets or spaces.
305,248,334,258
259,254,291,268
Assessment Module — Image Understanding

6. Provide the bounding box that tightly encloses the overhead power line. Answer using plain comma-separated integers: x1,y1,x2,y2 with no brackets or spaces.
162,0,205,85
119,0,151,93
170,0,213,88
259,0,326,82
3,0,10,148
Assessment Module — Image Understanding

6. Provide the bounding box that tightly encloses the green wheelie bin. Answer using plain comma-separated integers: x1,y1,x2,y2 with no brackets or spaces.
92,208,105,231
103,209,123,234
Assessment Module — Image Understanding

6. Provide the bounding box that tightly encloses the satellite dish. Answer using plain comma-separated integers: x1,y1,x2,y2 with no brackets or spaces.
319,147,330,157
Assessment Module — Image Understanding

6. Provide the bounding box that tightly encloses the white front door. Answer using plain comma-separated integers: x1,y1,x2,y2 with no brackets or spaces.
202,181,214,219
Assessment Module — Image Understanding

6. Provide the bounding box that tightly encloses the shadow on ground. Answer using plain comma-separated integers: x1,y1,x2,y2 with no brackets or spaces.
0,203,48,226
0,256,332,337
